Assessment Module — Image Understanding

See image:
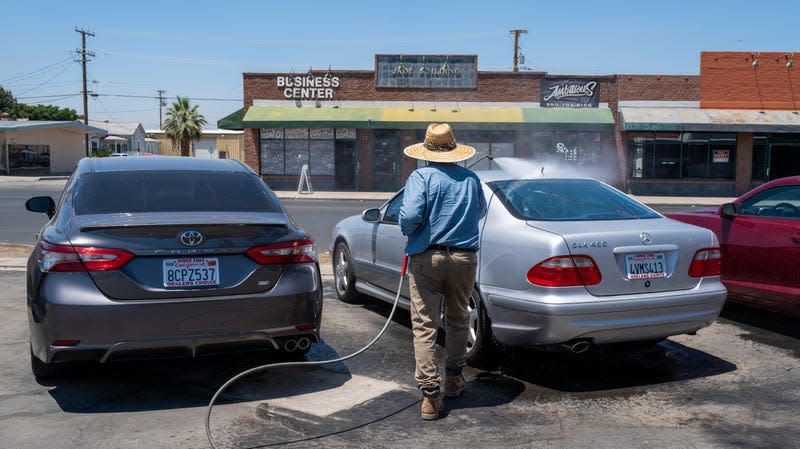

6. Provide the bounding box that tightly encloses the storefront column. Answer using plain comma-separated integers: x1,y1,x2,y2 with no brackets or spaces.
357,130,372,191
735,132,753,195
244,128,260,173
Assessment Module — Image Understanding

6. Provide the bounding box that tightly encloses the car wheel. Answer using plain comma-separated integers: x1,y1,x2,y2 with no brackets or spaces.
30,347,60,380
333,242,361,303
465,289,497,366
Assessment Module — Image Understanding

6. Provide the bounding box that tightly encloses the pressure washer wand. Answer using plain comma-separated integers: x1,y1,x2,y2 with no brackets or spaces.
467,154,493,169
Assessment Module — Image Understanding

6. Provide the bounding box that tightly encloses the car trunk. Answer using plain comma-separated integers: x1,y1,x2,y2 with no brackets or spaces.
66,212,297,300
527,218,712,297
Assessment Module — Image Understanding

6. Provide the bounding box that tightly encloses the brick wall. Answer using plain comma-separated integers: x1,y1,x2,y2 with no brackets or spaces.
701,51,800,109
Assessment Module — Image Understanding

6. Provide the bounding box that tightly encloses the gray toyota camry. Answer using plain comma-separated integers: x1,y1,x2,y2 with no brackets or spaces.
25,156,322,379
331,174,727,364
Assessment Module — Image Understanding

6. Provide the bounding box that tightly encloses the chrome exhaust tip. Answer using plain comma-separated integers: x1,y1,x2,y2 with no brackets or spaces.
284,339,298,352
561,340,591,354
297,337,311,351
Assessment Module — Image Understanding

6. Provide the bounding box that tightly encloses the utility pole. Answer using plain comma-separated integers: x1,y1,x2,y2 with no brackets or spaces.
157,89,167,129
510,29,527,72
75,27,95,156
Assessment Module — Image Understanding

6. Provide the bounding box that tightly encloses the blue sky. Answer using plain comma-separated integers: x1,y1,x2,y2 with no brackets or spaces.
1,0,797,129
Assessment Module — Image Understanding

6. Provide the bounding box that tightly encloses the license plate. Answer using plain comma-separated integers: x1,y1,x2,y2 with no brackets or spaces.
625,252,666,279
163,258,219,287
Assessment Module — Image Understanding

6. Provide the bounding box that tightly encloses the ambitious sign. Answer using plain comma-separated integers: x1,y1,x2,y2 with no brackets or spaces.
541,79,600,108
375,55,477,89
277,75,340,99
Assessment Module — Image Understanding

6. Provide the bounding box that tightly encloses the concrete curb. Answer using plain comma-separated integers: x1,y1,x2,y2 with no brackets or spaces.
0,257,26,272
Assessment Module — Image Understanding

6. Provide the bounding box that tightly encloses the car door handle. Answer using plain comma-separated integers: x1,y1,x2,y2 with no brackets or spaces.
792,234,800,244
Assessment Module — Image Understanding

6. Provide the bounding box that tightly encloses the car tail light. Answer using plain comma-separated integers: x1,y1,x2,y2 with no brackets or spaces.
247,239,317,265
527,255,602,287
36,242,133,272
688,248,722,277
295,323,317,331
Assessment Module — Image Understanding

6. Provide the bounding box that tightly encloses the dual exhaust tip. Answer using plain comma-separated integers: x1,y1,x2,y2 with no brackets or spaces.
282,337,311,352
560,339,591,354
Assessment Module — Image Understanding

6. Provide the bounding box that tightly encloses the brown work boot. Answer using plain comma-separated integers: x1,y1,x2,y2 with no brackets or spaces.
420,393,443,420
444,374,466,397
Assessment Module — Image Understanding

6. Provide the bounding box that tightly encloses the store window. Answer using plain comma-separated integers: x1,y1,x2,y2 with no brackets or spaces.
629,132,736,180
260,128,354,176
9,144,50,173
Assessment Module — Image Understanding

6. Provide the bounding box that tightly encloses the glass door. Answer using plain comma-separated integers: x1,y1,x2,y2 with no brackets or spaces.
372,130,398,191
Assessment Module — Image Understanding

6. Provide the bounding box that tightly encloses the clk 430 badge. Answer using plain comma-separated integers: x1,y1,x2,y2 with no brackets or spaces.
572,241,608,249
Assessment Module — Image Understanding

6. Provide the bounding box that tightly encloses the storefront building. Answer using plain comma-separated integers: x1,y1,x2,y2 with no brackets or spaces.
224,51,800,195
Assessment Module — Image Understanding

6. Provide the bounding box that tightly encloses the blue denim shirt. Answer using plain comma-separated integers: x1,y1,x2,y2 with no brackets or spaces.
399,163,487,256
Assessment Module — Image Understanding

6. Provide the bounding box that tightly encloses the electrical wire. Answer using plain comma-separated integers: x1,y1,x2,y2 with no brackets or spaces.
17,61,78,96
205,256,409,449
1,56,74,84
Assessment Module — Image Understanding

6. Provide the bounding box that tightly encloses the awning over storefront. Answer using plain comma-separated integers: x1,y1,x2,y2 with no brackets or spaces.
620,107,800,133
241,105,615,131
217,108,245,130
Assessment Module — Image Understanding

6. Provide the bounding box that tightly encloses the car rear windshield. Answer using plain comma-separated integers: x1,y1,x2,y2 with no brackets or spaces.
72,170,283,214
488,178,661,221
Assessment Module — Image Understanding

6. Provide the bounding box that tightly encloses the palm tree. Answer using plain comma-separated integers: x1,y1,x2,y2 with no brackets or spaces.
163,97,207,156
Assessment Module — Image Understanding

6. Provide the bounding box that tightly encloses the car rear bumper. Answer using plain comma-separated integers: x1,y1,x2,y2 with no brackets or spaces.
29,265,323,364
482,282,727,347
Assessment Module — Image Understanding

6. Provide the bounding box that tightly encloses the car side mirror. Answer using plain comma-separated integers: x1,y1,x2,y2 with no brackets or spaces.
362,208,381,223
720,203,737,219
26,196,56,219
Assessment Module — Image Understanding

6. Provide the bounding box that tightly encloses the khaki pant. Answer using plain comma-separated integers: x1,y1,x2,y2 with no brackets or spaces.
408,248,477,391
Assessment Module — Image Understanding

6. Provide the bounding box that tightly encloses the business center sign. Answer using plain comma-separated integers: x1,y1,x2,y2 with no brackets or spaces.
541,78,600,108
375,55,478,89
277,75,340,99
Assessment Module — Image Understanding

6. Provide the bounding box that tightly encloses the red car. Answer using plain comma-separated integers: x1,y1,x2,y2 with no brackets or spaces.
667,176,800,317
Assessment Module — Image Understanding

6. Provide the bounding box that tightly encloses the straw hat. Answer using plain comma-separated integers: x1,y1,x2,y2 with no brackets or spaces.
403,123,476,163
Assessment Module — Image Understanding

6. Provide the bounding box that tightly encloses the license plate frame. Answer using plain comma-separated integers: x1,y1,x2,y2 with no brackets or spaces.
625,252,666,280
163,257,220,288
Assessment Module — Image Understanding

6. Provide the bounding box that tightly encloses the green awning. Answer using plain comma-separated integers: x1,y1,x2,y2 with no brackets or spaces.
217,108,245,130
242,106,615,131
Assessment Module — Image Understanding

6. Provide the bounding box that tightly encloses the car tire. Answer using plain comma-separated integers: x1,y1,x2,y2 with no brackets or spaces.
333,242,361,303
30,347,60,380
465,289,497,366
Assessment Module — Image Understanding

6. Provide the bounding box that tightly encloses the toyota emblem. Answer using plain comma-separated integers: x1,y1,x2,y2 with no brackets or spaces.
179,230,204,246
640,232,653,246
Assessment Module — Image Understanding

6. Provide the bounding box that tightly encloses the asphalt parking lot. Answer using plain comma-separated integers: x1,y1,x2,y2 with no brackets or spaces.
1,259,799,449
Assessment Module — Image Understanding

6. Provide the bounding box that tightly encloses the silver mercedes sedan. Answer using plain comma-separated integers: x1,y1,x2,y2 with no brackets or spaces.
331,175,727,364
25,156,323,379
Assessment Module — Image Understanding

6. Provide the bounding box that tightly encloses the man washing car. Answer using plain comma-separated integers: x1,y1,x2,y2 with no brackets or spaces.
398,123,487,420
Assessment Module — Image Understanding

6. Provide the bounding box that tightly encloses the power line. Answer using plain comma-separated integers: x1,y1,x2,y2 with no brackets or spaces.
17,62,77,96
16,92,242,102
0,56,74,84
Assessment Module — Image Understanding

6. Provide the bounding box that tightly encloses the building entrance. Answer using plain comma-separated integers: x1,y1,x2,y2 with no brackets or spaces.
769,144,800,180
335,140,356,189
372,130,398,191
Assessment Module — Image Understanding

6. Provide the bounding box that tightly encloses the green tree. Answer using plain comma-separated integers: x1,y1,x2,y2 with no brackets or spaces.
17,103,80,121
1,86,81,120
163,96,207,157
0,86,19,118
